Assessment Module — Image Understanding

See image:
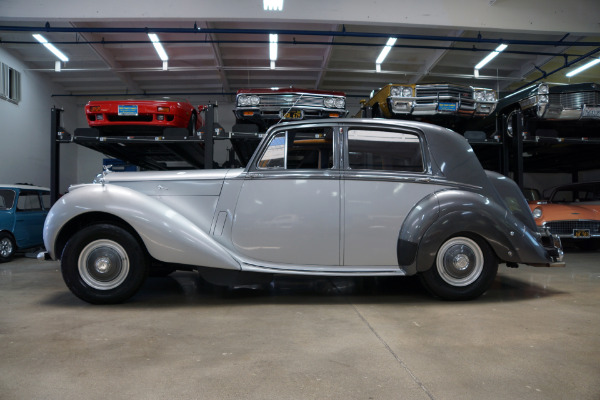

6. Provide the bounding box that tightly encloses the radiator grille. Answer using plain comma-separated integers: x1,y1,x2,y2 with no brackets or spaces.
257,94,328,108
545,220,600,235
415,85,473,105
548,91,600,109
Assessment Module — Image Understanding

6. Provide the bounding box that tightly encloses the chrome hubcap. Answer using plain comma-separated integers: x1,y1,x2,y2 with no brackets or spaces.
78,240,129,290
437,237,484,287
0,238,13,257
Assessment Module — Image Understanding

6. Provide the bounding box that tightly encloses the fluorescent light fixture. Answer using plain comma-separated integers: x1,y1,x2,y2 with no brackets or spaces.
269,33,278,68
474,68,480,78
270,34,278,61
474,43,508,71
148,33,169,61
162,61,168,71
263,0,283,10
32,34,69,62
376,63,381,72
566,58,600,77
55,61,61,72
375,37,397,66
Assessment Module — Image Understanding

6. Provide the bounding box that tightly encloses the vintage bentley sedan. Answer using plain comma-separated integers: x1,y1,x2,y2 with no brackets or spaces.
41,119,564,304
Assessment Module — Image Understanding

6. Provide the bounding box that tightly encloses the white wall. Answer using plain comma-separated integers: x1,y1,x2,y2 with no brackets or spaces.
0,47,78,193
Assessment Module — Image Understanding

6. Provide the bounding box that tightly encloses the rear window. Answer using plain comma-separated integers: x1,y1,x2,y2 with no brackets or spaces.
347,129,423,172
0,189,16,210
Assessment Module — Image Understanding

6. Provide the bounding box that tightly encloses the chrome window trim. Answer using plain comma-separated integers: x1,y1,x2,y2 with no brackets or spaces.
252,124,339,173
342,125,428,174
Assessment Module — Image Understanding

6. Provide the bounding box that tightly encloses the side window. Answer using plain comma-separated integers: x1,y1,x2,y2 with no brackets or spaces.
16,192,42,212
347,129,424,172
41,193,51,209
257,127,334,170
0,190,16,210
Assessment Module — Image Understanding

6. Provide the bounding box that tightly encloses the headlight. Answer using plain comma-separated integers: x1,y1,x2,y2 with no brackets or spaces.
238,95,250,106
324,97,335,108
250,95,260,106
538,94,549,103
390,86,412,97
474,91,485,101
532,207,543,219
485,91,496,101
334,97,345,109
538,84,549,95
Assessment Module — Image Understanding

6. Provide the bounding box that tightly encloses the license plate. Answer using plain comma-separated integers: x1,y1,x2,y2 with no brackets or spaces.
118,105,138,116
581,105,600,118
573,229,591,238
438,102,458,112
282,109,303,120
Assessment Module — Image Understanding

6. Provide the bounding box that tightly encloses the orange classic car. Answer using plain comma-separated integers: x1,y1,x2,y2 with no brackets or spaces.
530,182,600,250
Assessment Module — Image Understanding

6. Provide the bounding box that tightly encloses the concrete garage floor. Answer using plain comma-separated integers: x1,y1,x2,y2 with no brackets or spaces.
1,251,599,400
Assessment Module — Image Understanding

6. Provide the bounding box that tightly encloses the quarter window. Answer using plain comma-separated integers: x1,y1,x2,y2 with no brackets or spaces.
258,127,334,170
0,190,16,210
347,129,423,172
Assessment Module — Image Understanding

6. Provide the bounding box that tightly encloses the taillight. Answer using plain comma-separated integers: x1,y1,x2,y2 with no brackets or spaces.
157,106,170,112
89,106,101,112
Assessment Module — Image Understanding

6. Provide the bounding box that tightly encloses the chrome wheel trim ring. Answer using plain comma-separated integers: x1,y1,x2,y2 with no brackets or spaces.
436,237,484,287
78,239,129,290
1,237,13,257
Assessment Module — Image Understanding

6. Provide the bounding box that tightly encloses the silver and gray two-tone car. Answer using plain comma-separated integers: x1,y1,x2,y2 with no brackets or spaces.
41,119,564,304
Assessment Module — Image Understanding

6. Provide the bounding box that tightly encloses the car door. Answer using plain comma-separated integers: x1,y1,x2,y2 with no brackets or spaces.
232,125,341,266
342,125,442,267
13,190,48,248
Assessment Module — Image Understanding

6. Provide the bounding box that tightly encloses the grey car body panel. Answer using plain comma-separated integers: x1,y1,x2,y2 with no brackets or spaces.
43,118,561,278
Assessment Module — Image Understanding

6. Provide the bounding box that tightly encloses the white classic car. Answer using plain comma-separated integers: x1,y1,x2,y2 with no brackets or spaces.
41,119,564,304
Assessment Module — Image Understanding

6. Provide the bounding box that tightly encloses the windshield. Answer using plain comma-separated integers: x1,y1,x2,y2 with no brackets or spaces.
551,185,600,203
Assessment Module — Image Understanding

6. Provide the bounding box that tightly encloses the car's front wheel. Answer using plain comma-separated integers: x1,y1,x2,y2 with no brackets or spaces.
0,232,16,263
61,224,148,304
420,235,498,300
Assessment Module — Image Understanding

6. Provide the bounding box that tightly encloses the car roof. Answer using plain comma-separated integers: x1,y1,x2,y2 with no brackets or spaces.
0,184,50,191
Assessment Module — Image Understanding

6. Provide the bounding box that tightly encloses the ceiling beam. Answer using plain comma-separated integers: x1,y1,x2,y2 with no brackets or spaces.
70,22,142,93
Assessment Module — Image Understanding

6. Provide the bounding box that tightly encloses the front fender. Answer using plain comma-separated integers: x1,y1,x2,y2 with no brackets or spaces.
44,184,240,271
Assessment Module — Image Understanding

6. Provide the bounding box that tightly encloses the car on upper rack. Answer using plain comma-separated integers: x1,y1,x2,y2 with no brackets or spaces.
482,82,600,139
232,87,349,134
85,99,205,136
0,184,50,262
356,83,497,134
530,181,600,250
39,118,564,304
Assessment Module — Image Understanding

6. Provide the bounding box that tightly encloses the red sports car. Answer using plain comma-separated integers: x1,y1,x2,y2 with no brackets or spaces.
85,99,203,136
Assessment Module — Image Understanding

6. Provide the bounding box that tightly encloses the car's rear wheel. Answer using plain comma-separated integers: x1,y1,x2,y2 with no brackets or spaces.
0,232,16,263
61,224,148,304
420,235,498,300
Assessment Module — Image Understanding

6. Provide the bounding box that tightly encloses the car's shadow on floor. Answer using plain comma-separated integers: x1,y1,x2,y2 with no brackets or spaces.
40,268,566,308
40,267,567,308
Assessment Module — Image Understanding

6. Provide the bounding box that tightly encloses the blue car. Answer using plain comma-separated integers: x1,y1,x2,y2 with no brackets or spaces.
0,184,50,262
